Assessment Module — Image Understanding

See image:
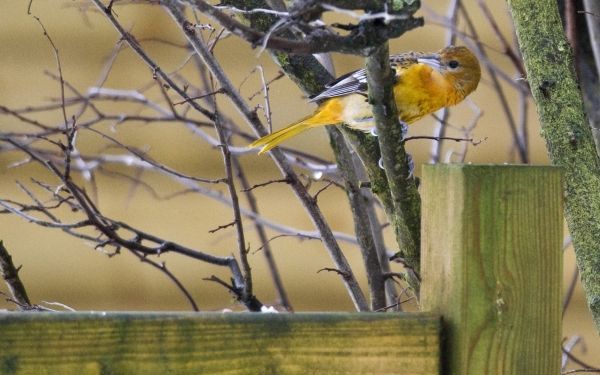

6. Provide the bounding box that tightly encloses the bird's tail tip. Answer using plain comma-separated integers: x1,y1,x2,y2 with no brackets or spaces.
248,138,271,155
248,114,322,155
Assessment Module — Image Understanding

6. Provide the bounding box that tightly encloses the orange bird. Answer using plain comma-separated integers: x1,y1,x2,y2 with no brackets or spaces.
249,46,481,154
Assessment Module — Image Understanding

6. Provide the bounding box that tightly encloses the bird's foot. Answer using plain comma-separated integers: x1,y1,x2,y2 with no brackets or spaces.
406,154,415,179
370,127,378,137
378,154,414,177
400,121,409,140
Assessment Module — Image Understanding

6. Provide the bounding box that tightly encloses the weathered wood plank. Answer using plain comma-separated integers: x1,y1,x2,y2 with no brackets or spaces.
0,312,440,375
421,164,562,375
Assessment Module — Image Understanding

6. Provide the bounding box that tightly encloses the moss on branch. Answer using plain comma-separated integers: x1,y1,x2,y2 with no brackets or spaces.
507,0,600,331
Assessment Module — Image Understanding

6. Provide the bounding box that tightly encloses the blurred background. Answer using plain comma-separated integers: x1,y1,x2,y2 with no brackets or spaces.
0,0,597,366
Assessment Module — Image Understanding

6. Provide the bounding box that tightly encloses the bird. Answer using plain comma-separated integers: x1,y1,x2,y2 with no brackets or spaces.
249,45,481,154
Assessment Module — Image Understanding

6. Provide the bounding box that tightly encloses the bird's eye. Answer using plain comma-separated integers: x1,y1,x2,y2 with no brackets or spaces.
448,60,460,69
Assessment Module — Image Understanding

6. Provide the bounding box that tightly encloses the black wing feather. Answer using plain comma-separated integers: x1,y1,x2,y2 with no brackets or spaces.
308,54,416,103
309,69,368,102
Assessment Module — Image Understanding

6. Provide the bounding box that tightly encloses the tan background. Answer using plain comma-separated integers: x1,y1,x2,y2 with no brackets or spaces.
0,0,598,366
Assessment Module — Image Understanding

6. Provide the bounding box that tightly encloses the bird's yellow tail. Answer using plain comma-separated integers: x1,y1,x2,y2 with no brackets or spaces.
249,99,342,154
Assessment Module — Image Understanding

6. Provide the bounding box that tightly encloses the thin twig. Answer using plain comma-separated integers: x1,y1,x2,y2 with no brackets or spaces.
563,336,597,369
459,3,528,162
163,0,368,311
563,261,580,318
241,178,291,192
32,16,70,129
130,250,199,311
251,233,320,253
208,220,236,234
5,138,251,305
404,135,479,144
208,71,257,309
233,157,293,311
430,0,459,163
317,267,350,277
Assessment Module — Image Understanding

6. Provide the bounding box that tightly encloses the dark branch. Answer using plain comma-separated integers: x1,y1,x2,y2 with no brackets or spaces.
366,43,421,292
182,0,423,55
0,241,33,310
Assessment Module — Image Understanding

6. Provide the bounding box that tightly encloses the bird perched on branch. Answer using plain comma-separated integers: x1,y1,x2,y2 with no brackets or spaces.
249,45,481,154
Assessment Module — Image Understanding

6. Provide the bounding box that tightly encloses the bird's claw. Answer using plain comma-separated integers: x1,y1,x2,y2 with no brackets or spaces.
406,154,414,179
378,154,414,178
400,121,409,140
370,127,378,137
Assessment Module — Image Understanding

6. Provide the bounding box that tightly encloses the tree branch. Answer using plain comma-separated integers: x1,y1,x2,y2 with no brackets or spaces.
220,0,423,303
182,0,423,55
328,127,386,310
0,241,32,310
365,43,422,291
507,0,600,332
160,0,369,311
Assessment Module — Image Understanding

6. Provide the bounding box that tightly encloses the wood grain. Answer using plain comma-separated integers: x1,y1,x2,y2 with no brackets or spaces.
0,312,440,375
421,164,562,375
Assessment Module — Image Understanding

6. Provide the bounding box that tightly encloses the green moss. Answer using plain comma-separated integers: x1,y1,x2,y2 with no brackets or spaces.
508,0,600,331
220,0,277,32
392,0,421,13
272,52,331,95
1,355,19,375
0,312,440,374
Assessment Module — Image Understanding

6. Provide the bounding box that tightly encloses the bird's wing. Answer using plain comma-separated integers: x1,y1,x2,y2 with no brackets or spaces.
308,69,368,102
308,52,420,103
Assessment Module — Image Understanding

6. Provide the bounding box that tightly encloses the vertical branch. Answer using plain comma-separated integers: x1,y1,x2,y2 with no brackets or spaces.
507,0,600,331
563,261,580,318
460,5,529,163
364,194,400,309
476,0,531,158
342,129,414,305
211,0,422,309
516,86,529,161
328,127,386,311
564,0,577,54
209,78,256,308
430,0,460,163
583,0,600,80
348,151,400,309
580,0,600,155
365,43,422,291
32,16,69,128
232,157,293,311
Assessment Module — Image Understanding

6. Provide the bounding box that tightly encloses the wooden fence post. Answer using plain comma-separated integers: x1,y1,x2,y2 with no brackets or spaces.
421,164,563,374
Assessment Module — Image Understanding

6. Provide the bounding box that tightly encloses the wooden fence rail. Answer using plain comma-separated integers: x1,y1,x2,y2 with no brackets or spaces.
0,312,440,375
0,165,563,375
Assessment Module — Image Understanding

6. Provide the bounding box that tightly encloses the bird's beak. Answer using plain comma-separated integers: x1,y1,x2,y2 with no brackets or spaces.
417,54,442,71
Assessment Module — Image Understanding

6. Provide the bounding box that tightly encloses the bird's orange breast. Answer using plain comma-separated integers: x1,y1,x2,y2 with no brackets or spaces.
393,64,453,124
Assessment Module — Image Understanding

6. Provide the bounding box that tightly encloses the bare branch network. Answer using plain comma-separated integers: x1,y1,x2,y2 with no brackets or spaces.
1,0,531,313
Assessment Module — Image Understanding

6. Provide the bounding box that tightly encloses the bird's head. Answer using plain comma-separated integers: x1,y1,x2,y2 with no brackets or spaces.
417,46,481,101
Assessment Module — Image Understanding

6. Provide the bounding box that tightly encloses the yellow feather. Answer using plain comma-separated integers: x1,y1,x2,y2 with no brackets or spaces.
249,99,343,154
